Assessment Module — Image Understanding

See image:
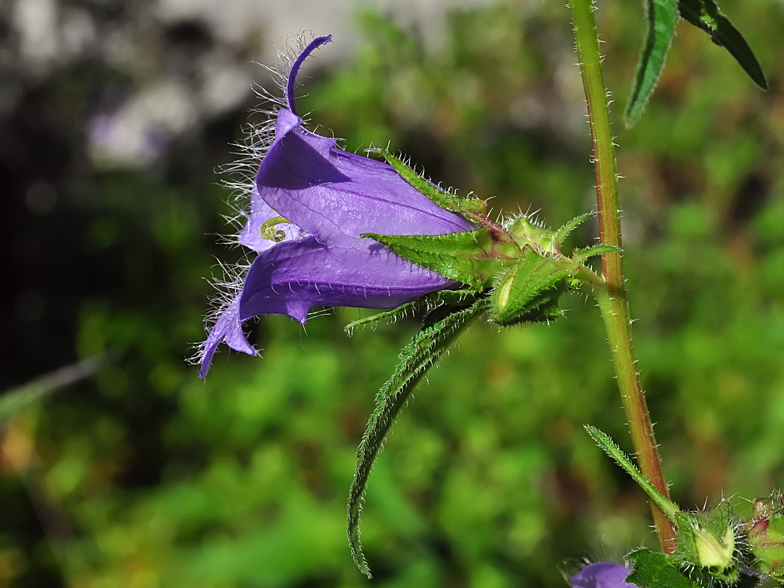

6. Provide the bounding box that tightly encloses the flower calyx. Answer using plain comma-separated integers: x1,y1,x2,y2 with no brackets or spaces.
364,159,612,328
586,426,750,587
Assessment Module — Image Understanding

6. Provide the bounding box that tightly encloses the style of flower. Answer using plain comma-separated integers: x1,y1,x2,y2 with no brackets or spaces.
198,35,474,377
571,563,637,588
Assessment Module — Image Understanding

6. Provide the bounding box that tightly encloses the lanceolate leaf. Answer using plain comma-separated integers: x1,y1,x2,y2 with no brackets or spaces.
678,0,768,90
347,297,490,578
584,425,680,520
625,0,679,128
375,148,488,217
364,229,500,289
343,290,480,334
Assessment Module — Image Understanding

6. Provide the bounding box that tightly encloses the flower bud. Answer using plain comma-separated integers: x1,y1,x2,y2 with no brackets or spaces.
747,492,784,578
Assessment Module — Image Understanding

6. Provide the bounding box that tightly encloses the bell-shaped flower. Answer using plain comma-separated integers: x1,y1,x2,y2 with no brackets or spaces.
198,35,474,377
571,563,637,588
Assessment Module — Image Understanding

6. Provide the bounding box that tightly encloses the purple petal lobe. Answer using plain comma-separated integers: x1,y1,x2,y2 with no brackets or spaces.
275,108,301,143
286,35,332,114
239,236,457,324
199,296,258,378
571,563,637,588
256,116,473,243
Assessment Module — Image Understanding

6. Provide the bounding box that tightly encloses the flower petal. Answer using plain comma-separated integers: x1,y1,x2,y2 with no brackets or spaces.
286,35,332,115
199,296,258,378
256,116,474,244
239,185,304,252
239,235,457,324
571,563,637,588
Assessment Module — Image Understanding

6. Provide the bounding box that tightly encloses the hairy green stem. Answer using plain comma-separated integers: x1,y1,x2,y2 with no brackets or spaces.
568,0,676,552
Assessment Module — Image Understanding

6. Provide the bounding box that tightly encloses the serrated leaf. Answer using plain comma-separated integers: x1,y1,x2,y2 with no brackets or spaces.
572,244,621,264
364,229,499,289
679,0,767,90
626,548,701,588
554,211,596,246
375,148,488,217
490,248,570,326
343,290,480,334
347,297,490,577
625,0,679,127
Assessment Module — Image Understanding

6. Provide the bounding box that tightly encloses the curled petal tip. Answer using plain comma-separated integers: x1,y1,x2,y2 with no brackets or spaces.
285,34,332,115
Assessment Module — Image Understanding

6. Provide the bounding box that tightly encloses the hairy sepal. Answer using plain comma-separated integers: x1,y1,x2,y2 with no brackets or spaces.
347,296,490,578
364,229,504,290
572,244,621,265
375,148,488,218
344,290,481,334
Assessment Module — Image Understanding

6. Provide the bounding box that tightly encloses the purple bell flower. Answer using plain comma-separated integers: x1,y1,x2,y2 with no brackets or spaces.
571,563,637,588
198,35,474,377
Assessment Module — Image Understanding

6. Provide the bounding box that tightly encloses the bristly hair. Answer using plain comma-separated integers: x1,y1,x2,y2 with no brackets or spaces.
189,33,318,368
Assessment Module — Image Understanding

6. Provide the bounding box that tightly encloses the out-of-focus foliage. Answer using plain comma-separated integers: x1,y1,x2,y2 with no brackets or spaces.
1,0,784,587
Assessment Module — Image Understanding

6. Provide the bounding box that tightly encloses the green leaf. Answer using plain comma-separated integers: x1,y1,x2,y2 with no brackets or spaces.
374,148,487,217
678,0,768,90
364,228,500,289
625,0,679,128
572,244,621,264
553,211,596,246
626,548,701,588
343,290,480,334
584,425,680,520
347,297,490,578
490,248,570,326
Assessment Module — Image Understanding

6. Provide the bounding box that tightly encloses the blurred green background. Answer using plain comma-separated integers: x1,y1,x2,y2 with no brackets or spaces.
2,0,784,586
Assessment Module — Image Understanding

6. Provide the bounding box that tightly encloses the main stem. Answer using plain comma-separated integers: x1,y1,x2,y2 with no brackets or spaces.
569,0,676,552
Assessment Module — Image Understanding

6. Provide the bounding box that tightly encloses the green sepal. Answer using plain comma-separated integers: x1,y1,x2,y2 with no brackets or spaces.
508,215,560,253
364,229,502,290
678,0,768,90
490,248,570,327
624,0,679,128
626,548,701,588
376,148,488,217
572,244,621,264
344,290,480,334
347,296,490,578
